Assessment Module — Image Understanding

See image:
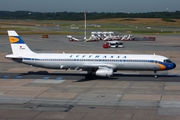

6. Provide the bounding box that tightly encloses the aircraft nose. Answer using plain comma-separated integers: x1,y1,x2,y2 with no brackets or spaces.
173,63,176,69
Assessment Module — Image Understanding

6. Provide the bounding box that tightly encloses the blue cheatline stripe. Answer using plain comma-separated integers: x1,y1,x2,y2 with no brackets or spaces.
56,77,63,80
24,58,31,60
2,76,9,78
24,58,41,60
15,76,22,79
43,77,50,80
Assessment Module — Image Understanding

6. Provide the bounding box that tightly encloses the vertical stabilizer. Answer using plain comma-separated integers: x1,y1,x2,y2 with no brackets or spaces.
8,30,34,55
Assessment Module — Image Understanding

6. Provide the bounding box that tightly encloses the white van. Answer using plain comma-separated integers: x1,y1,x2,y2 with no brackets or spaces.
105,41,124,48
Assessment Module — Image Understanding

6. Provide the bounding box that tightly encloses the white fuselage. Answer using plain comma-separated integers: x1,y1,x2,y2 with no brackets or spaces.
8,53,174,71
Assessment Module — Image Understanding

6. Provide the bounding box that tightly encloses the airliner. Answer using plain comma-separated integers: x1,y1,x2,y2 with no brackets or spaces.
5,30,176,79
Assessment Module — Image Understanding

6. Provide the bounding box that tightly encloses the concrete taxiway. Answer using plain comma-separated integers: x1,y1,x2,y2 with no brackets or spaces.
0,34,179,119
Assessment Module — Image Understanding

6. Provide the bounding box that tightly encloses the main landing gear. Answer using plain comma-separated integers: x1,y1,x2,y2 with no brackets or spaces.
85,71,96,80
85,73,96,80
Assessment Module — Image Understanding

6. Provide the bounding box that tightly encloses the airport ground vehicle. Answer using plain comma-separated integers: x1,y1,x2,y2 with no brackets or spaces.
42,34,49,38
103,41,124,48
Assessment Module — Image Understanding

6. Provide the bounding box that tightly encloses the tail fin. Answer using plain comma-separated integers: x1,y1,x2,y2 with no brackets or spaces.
8,30,34,55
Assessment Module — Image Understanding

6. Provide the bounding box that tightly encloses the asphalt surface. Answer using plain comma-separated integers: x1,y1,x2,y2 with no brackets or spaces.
0,34,180,119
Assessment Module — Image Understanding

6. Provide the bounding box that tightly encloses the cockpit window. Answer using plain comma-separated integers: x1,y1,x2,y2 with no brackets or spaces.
164,59,172,63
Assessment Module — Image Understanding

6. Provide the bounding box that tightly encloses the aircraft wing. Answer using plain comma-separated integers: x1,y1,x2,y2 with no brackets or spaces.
79,63,117,71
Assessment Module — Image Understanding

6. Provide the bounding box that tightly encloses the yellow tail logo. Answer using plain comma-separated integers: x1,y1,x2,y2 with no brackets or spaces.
9,37,19,43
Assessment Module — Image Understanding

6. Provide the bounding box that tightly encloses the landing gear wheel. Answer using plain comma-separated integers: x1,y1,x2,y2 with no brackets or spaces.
154,71,158,78
85,74,90,79
85,74,96,80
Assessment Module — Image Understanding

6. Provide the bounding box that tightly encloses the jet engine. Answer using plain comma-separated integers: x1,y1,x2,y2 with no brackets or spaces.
95,67,113,77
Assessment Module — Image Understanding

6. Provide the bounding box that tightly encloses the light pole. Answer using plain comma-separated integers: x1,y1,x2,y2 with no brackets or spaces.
84,11,87,40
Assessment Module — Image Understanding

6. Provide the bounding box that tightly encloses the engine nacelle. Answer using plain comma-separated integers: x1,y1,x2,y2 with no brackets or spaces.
95,68,113,77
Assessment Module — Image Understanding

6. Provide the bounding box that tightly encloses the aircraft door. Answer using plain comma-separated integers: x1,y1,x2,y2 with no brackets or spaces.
118,60,124,68
153,55,159,70
75,58,80,66
31,55,36,66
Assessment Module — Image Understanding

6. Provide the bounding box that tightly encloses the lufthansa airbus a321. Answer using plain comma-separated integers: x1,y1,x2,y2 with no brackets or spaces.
5,30,176,79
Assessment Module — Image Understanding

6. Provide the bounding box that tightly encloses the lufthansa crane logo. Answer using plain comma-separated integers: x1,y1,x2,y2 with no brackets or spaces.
9,37,19,43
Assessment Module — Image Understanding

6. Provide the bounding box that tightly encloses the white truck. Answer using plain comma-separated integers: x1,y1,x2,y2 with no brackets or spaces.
103,41,124,48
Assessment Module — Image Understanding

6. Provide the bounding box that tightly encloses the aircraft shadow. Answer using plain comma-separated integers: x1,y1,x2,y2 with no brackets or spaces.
0,71,179,82
77,74,180,82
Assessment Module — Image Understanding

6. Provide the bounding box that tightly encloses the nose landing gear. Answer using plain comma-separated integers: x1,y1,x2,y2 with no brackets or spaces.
154,71,158,78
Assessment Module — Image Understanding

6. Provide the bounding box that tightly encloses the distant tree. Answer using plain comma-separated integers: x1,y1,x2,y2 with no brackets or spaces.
0,11,180,20
161,18,176,22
